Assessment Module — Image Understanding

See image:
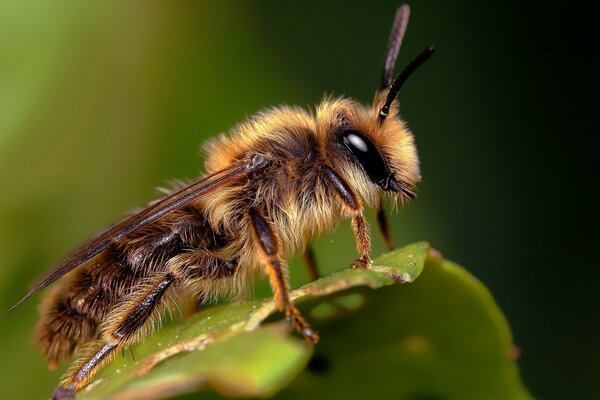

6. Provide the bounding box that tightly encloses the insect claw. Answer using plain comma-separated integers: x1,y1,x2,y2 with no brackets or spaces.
351,256,371,269
52,386,75,400
284,304,319,343
302,327,320,344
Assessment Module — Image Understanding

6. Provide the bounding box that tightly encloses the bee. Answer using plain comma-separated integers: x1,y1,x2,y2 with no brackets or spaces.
4,4,433,399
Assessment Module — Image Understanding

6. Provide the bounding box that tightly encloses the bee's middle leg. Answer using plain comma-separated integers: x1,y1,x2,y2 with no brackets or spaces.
302,245,320,281
248,207,319,343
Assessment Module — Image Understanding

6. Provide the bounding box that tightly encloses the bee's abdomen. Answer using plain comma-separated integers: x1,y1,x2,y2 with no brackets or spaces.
34,206,221,367
33,244,154,367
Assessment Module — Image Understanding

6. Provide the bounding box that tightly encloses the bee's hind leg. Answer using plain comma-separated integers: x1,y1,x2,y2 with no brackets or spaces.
52,251,240,398
51,269,180,399
248,207,319,343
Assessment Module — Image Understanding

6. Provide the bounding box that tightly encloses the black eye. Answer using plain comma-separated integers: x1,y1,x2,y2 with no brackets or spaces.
339,130,389,187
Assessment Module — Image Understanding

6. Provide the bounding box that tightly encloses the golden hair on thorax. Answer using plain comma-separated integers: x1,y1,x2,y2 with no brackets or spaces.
4,4,433,399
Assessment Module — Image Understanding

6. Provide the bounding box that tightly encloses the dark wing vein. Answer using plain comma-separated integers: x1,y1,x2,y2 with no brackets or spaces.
3,158,264,315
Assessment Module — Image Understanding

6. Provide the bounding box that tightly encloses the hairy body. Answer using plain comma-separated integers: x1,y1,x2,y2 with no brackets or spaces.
6,4,433,398
36,98,419,371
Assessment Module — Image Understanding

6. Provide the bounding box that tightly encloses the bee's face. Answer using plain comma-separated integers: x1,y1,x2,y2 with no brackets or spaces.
318,98,420,208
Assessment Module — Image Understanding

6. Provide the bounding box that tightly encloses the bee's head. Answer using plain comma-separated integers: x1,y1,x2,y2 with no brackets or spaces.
319,4,433,209
319,97,420,209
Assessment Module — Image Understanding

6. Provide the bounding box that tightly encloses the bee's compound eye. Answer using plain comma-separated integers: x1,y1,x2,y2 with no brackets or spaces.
339,130,389,188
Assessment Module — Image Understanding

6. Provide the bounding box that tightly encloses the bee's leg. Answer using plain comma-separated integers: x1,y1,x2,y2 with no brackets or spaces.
53,251,240,398
350,211,371,269
248,208,319,343
377,202,395,251
53,270,182,399
322,166,372,268
303,245,320,281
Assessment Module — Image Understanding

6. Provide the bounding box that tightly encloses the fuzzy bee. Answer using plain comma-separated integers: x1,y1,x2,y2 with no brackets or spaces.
5,4,433,399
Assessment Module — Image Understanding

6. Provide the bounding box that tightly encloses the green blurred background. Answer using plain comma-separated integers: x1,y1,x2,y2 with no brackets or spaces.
0,1,597,399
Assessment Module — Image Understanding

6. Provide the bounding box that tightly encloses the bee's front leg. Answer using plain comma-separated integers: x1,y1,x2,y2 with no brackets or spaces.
248,207,319,343
321,165,372,269
350,210,371,269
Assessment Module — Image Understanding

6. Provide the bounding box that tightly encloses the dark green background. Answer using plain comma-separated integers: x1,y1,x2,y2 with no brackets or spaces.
0,1,597,399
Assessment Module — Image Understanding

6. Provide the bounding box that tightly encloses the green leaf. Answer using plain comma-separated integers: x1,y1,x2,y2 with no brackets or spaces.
275,251,532,400
76,242,530,400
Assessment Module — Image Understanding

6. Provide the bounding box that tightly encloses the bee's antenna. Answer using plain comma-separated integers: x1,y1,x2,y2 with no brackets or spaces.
379,46,435,123
380,4,411,90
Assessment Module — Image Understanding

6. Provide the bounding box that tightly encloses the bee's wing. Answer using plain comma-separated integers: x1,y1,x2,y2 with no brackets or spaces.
4,158,265,315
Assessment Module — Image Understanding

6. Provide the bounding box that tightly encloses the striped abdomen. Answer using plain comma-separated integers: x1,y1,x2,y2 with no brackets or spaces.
34,205,223,367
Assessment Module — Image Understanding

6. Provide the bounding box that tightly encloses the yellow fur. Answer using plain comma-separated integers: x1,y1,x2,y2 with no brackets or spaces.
197,98,420,291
